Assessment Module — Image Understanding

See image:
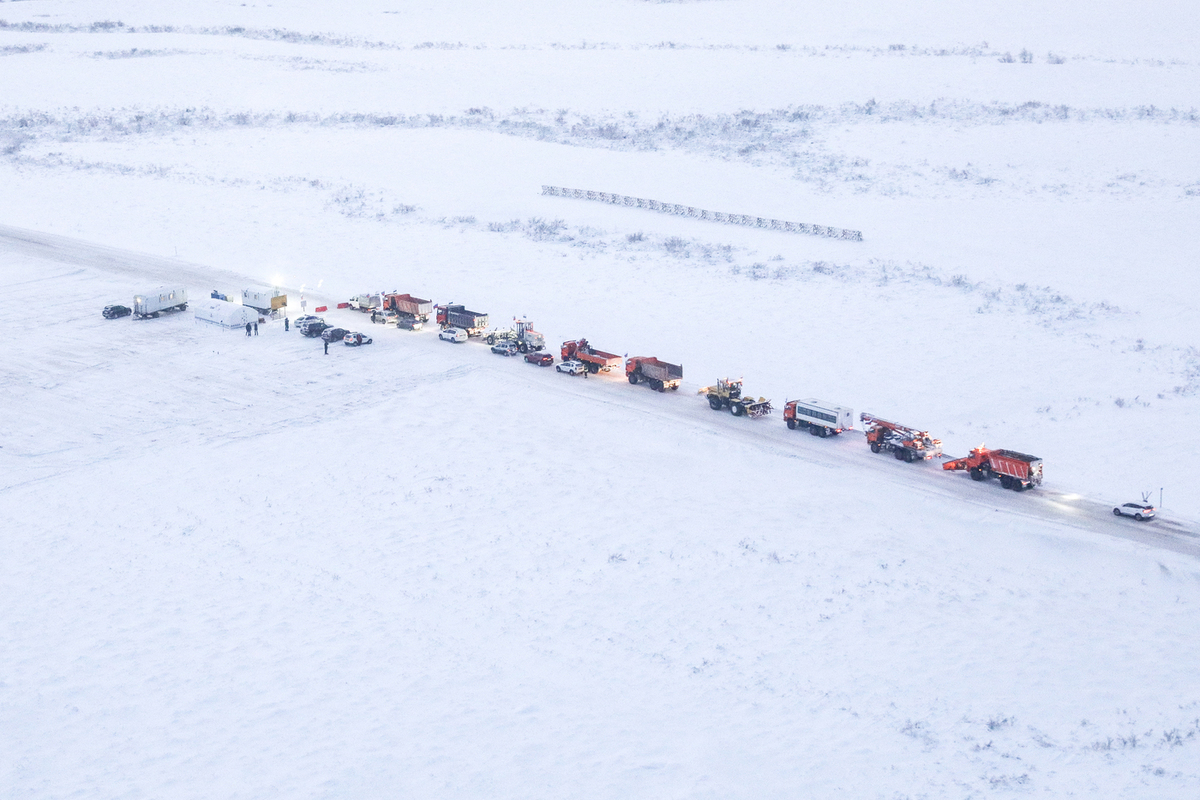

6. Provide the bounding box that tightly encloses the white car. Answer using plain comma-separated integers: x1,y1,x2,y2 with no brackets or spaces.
1113,502,1155,521
556,359,587,375
343,332,373,346
439,327,468,343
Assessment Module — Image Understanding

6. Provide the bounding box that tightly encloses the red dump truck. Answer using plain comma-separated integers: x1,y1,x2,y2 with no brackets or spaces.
435,303,489,337
384,293,433,323
626,356,682,391
561,338,622,374
942,446,1043,491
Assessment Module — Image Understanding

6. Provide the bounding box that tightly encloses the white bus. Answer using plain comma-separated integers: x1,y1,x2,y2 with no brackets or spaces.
783,398,854,437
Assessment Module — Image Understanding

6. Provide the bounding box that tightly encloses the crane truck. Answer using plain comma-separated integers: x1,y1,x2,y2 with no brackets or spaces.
626,356,682,391
435,303,489,337
484,318,546,352
860,413,942,463
560,338,622,373
942,447,1043,490
700,378,772,418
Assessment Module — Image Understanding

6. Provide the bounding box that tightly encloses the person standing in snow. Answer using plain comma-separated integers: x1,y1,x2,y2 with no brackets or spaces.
245,322,252,337
324,340,329,355
284,317,289,332
371,309,377,324
254,322,259,336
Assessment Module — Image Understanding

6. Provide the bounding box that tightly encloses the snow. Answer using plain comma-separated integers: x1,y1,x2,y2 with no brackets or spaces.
2,1,1199,797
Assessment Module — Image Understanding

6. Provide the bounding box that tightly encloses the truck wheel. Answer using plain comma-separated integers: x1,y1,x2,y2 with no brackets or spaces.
905,450,916,463
485,334,495,344
894,448,906,460
1000,475,1013,489
709,396,722,410
731,402,744,416
654,380,664,392
870,442,881,454
628,373,639,384
520,343,529,353
588,363,599,374
808,425,820,436
819,427,829,438
970,467,985,481
786,418,797,430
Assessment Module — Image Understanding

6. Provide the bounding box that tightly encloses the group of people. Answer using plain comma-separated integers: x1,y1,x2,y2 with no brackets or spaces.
244,322,258,336
245,316,333,355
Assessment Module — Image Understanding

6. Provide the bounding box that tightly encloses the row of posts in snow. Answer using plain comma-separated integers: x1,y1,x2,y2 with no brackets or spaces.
541,185,863,242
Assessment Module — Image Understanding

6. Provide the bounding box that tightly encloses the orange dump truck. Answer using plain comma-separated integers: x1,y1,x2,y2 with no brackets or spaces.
943,446,1043,491
561,339,622,374
626,356,682,391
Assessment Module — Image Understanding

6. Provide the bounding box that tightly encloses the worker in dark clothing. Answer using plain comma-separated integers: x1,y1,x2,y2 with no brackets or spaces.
253,322,259,335
245,322,252,337
324,340,329,355
284,318,289,332
371,310,377,324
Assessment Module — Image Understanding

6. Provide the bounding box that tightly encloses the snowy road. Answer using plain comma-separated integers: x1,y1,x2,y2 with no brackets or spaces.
3,222,1196,560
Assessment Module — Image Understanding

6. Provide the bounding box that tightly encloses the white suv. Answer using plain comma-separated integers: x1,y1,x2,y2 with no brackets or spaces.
439,327,468,343
1113,502,1155,521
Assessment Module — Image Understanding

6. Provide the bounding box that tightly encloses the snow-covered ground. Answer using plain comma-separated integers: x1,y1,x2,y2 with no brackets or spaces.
2,1,1199,797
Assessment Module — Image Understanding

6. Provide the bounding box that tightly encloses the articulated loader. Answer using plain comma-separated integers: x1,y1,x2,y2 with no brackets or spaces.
700,378,773,418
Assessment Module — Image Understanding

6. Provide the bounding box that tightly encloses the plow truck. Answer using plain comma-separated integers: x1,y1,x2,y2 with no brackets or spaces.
484,318,546,352
943,446,1043,490
783,399,854,437
383,293,433,323
701,378,772,418
560,338,622,373
860,413,943,463
626,356,683,391
435,303,489,337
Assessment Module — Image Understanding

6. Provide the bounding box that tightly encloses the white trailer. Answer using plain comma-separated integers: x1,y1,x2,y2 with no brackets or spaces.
194,299,259,329
242,286,286,312
783,398,854,437
133,286,188,318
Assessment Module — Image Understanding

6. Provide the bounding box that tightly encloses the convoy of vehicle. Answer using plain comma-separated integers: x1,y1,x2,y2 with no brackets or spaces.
108,282,1171,517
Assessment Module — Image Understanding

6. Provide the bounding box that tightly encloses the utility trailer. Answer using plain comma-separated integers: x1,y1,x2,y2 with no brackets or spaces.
561,338,622,373
133,286,188,318
700,378,772,418
626,356,682,391
243,286,286,313
860,412,942,463
784,399,854,437
435,304,489,337
384,293,433,323
484,318,545,352
943,447,1043,490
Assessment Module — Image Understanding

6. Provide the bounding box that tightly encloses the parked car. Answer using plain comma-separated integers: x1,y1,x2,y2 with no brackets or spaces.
1113,502,1156,521
556,359,587,375
524,351,554,366
344,332,373,346
370,309,396,325
439,327,468,343
294,315,323,328
491,341,520,356
321,326,350,343
299,320,329,337
396,316,424,331
102,304,131,319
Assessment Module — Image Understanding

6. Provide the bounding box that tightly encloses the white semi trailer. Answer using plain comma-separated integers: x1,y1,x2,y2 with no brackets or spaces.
133,286,188,318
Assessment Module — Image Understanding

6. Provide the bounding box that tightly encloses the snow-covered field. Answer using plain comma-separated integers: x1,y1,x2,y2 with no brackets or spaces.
2,1,1199,797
